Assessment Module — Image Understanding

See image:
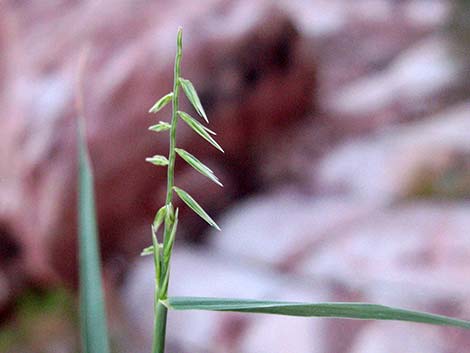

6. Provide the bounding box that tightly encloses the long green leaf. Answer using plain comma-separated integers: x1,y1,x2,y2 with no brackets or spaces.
173,187,220,230
149,92,173,113
165,297,470,329
175,148,222,187
177,111,223,153
179,78,208,122
77,119,111,353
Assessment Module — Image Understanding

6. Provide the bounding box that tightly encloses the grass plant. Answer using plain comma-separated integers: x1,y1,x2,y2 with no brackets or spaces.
77,27,470,353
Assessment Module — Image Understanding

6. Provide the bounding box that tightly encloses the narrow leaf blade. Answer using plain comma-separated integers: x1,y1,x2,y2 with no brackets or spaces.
173,187,220,230
146,155,169,166
177,111,224,153
175,148,222,187
77,118,111,353
179,78,208,122
166,297,470,329
149,92,173,113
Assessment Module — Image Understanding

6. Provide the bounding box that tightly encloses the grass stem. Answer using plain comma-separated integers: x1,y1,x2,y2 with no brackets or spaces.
152,300,168,353
151,26,183,353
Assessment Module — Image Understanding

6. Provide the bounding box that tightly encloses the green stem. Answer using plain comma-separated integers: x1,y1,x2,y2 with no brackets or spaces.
165,27,183,206
152,300,168,353
152,26,183,353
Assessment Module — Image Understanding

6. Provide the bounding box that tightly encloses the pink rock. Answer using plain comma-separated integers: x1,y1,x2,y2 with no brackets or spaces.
351,322,448,353
0,0,316,297
211,188,376,269
313,103,470,203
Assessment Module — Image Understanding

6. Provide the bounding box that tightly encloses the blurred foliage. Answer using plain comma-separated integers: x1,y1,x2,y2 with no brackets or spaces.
0,287,78,353
407,155,470,200
449,0,470,92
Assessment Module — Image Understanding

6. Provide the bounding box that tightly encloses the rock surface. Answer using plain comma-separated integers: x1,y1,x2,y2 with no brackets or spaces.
313,102,470,203
0,0,316,300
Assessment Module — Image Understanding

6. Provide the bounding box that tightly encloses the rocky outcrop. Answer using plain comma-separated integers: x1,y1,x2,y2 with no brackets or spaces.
0,0,316,304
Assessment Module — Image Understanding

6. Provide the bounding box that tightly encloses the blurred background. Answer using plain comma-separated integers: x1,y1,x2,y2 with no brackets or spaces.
1,0,470,352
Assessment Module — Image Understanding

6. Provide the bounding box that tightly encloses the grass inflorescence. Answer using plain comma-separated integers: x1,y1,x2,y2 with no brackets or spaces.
144,26,223,353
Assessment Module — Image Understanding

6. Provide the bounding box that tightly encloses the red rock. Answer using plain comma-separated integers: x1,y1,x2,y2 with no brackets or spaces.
0,0,316,302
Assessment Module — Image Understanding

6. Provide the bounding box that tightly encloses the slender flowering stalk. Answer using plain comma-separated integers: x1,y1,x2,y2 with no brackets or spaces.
144,27,223,353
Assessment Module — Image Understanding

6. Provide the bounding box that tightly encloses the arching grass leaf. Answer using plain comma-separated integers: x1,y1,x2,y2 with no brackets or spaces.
165,297,470,329
177,111,223,153
77,118,111,353
179,78,208,122
149,92,173,113
175,148,222,187
149,121,171,132
146,155,169,166
173,187,220,230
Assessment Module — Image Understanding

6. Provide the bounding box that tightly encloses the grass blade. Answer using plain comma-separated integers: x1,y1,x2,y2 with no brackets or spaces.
165,297,470,329
179,78,208,122
177,111,223,153
149,92,173,113
175,148,222,187
77,119,111,353
173,186,220,230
